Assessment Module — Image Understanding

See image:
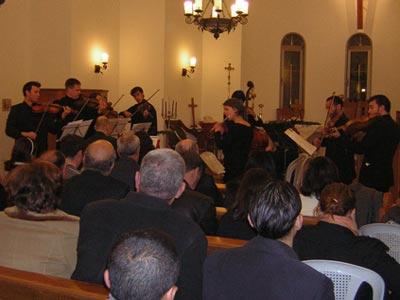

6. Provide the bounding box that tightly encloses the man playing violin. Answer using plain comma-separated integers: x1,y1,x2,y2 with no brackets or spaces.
351,95,400,193
5,81,69,156
121,86,157,136
314,96,356,184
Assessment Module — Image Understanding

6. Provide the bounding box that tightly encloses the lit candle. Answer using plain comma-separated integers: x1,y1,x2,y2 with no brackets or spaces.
101,52,109,63
193,0,202,11
184,1,193,15
241,0,249,15
189,57,197,68
212,6,218,18
214,0,222,11
231,4,238,17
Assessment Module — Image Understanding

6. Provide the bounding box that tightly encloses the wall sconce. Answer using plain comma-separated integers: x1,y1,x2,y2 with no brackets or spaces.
182,56,197,77
94,52,109,74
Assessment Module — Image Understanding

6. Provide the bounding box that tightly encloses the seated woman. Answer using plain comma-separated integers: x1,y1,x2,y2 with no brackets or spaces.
218,168,272,240
294,182,400,298
0,161,79,278
212,98,253,182
299,156,339,216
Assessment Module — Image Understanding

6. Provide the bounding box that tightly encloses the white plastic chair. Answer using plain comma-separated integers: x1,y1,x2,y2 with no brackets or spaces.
359,223,400,263
304,259,385,300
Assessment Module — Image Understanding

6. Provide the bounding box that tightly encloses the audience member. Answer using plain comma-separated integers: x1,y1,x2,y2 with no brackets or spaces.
61,140,129,216
382,205,400,224
4,137,33,171
294,182,400,298
204,180,334,300
104,229,180,300
59,134,86,179
172,150,217,235
299,156,339,216
136,130,155,164
0,161,79,278
175,139,223,207
111,131,140,191
38,150,66,172
86,116,118,151
218,168,272,240
72,149,207,300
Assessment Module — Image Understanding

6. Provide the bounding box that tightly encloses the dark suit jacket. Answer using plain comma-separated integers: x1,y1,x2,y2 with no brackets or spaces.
86,131,118,152
110,156,139,191
72,192,207,300
61,170,129,216
217,210,256,240
196,171,224,207
352,115,400,192
172,188,218,235
204,235,334,300
294,221,400,298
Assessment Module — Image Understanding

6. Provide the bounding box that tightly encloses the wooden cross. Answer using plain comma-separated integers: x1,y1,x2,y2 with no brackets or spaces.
357,0,363,30
188,97,198,128
224,63,235,98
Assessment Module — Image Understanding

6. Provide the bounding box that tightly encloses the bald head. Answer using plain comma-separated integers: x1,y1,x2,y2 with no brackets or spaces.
95,116,112,135
83,140,116,175
175,139,199,155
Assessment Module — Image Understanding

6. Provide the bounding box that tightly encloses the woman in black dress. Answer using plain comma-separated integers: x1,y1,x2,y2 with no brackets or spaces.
213,98,253,182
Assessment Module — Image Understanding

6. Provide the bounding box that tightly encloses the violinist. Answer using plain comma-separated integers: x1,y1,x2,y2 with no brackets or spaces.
5,81,67,156
231,90,263,127
351,95,400,192
121,86,157,136
314,96,356,184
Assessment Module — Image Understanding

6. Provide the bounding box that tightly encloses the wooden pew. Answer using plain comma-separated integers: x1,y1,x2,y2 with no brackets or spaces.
207,236,247,254
0,266,108,300
216,206,227,220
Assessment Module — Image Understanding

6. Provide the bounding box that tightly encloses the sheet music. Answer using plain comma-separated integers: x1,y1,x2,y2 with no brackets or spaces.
60,120,93,140
109,118,130,138
284,128,317,156
200,151,225,175
132,122,152,133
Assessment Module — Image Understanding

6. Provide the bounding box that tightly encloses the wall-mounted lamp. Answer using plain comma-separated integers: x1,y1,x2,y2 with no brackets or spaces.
182,56,197,77
94,52,109,74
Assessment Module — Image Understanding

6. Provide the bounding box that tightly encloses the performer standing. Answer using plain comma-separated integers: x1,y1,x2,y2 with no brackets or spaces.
212,98,253,182
121,86,157,136
314,96,356,184
352,95,400,192
5,81,68,156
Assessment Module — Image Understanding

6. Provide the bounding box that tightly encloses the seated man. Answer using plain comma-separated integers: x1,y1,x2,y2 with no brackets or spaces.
86,116,117,151
38,150,66,172
104,229,180,300
203,180,334,300
172,150,217,235
72,149,207,300
111,131,140,191
59,134,86,180
61,140,129,216
175,139,223,206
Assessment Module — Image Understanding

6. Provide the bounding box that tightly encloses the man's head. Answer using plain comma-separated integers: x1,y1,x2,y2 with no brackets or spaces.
325,95,343,115
175,139,199,155
368,94,391,117
136,149,185,202
83,140,116,175
179,151,203,190
95,116,113,136
130,86,145,104
117,131,140,161
248,180,302,242
38,150,66,171
22,81,41,103
104,229,180,300
65,78,81,99
59,134,86,167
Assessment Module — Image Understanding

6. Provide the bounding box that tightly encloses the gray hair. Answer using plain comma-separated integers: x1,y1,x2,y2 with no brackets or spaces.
139,149,185,200
117,131,140,157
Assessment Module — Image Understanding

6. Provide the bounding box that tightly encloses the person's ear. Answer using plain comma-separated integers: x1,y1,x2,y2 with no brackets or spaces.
135,171,141,192
161,285,178,300
294,214,303,232
104,269,111,289
247,214,255,228
174,181,186,199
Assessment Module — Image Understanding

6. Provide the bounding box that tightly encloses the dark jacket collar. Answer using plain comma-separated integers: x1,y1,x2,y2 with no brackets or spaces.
316,221,356,238
246,235,298,260
124,191,170,210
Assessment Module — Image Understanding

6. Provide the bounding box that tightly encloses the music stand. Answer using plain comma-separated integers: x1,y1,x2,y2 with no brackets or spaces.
109,118,131,138
60,119,93,140
132,122,152,133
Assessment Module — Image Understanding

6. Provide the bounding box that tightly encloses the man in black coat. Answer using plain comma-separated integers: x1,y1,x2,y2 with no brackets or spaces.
61,140,129,216
351,95,400,192
72,149,207,300
85,116,118,152
203,180,334,300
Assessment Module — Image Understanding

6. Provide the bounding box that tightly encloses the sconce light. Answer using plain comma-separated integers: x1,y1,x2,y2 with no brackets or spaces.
94,52,109,74
182,56,197,77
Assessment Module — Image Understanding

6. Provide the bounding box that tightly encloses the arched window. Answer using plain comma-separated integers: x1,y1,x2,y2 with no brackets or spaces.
280,33,305,109
345,33,372,101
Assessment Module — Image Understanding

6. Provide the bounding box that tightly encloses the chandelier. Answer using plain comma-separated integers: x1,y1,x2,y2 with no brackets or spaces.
183,0,249,39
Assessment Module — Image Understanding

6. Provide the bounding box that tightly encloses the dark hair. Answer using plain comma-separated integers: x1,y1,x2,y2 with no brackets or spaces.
5,161,62,213
231,90,246,102
130,86,144,96
248,180,301,239
65,78,81,89
326,95,343,106
320,183,355,216
245,151,277,179
59,134,86,158
180,151,203,172
108,229,180,300
4,137,33,171
38,150,66,170
22,81,41,96
300,156,339,199
223,98,245,117
232,168,273,220
369,94,391,112
136,131,155,164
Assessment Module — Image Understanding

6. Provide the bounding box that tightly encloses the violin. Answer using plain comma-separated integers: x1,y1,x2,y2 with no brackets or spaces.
31,103,65,114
